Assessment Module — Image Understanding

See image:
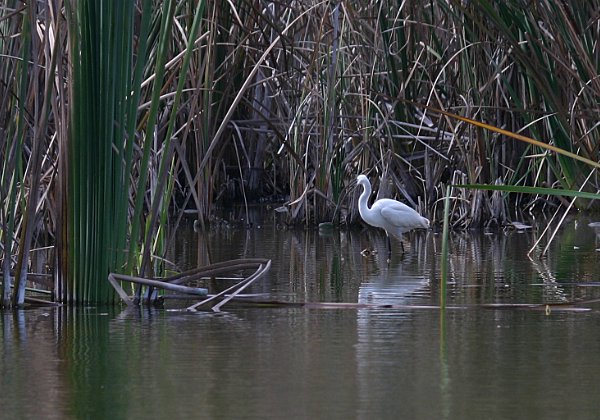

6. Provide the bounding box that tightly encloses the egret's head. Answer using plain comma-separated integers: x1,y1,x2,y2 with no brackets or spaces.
356,174,368,186
421,217,431,229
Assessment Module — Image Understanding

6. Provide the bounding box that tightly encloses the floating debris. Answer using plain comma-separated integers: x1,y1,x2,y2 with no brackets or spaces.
510,221,533,231
360,248,377,257
318,222,334,232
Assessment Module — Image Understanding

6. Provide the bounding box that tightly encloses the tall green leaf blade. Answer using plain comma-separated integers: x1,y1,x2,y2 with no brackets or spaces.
454,184,600,201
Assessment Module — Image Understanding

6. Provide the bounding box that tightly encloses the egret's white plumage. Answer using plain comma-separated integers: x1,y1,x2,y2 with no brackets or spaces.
356,174,429,257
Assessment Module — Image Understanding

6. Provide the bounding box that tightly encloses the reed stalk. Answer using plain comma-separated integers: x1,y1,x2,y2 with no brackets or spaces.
440,186,451,310
65,0,157,303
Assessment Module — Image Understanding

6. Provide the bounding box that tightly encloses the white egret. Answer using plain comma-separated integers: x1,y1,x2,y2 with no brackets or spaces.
356,174,429,259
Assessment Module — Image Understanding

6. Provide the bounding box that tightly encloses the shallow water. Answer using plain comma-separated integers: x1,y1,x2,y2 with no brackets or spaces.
2,213,600,419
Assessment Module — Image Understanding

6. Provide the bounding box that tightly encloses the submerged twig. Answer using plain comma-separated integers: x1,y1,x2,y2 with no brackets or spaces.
108,258,271,312
187,259,272,312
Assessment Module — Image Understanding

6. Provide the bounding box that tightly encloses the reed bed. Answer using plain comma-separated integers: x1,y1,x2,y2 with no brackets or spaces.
0,0,599,305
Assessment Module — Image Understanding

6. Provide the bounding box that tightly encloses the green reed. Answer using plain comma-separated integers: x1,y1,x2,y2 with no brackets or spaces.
66,1,139,303
440,186,451,310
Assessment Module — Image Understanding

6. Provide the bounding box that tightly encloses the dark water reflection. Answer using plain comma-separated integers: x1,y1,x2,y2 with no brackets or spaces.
2,214,600,419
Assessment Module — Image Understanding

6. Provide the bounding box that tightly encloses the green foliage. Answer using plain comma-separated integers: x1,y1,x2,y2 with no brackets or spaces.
66,1,142,303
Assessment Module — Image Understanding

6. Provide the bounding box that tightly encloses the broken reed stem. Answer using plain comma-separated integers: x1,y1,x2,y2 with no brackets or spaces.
108,258,271,311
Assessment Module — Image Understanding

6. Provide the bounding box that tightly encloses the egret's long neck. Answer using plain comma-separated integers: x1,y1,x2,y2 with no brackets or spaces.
358,182,371,213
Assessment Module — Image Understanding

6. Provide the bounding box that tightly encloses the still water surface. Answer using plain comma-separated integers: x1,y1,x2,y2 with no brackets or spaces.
2,213,600,419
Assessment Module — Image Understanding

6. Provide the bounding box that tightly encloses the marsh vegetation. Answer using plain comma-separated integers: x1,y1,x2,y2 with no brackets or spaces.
1,1,599,305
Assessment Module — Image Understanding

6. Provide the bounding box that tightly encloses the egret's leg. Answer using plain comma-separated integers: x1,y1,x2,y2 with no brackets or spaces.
400,240,405,253
386,235,392,259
